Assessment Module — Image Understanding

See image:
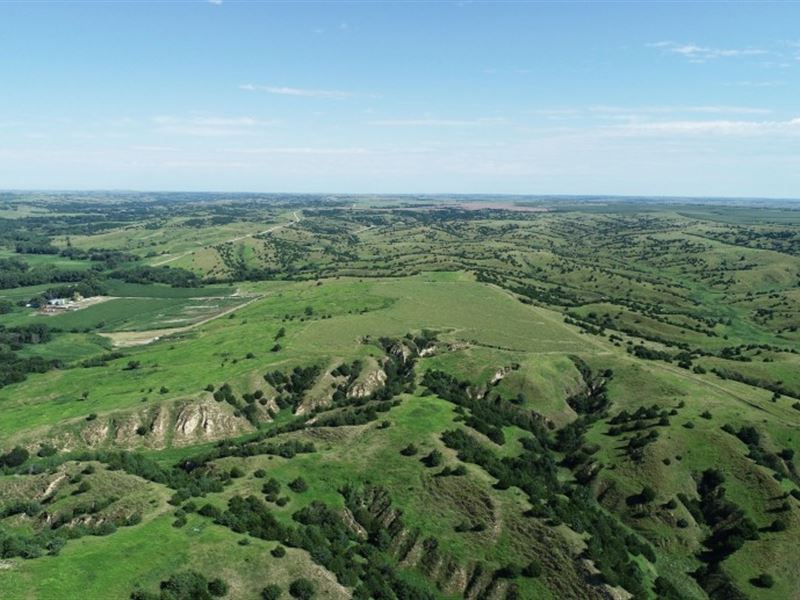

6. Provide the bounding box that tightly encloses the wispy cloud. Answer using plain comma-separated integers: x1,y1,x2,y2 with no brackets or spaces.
592,105,771,116
240,84,354,99
130,145,179,152
532,105,773,121
224,147,370,155
153,115,280,136
607,117,800,137
649,41,768,62
367,117,507,127
207,0,223,5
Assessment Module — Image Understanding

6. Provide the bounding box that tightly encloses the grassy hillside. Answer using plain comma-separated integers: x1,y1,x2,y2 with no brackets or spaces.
1,194,799,600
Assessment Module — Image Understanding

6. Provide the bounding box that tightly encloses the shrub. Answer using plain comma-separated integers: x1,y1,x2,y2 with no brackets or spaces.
149,570,219,600
289,578,315,599
208,578,228,597
288,477,307,493
37,444,57,458
0,446,29,467
261,585,282,600
522,559,542,578
496,564,522,579
173,516,187,528
400,443,418,456
751,573,774,588
770,518,787,532
423,449,443,467
271,545,286,558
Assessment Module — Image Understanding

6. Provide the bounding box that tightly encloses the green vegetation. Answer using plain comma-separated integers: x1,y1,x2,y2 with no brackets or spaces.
2,192,800,599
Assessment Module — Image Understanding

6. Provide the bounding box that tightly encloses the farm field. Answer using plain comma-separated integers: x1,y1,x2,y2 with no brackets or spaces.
1,192,799,600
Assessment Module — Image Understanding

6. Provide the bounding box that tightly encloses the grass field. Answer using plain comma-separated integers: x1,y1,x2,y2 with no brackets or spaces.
2,195,800,600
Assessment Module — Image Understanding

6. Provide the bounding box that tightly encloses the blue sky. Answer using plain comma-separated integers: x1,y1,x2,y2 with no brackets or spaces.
1,1,799,197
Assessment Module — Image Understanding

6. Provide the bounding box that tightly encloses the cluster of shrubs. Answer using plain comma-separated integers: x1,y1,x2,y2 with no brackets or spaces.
196,489,435,599
264,365,322,411
721,424,798,484
422,369,548,445
130,571,228,600
0,324,61,388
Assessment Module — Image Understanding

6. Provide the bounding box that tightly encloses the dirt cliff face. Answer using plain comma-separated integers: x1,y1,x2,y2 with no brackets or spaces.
28,397,254,452
347,362,387,399
172,398,247,444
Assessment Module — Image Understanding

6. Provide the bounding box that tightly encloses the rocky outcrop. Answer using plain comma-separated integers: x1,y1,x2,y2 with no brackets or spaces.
347,359,387,399
36,395,253,452
172,399,247,444
81,420,110,446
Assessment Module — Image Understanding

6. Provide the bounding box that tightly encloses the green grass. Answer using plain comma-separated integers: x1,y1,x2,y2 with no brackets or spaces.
0,275,590,443
1,512,349,600
3,197,800,600
17,332,111,362
103,280,236,298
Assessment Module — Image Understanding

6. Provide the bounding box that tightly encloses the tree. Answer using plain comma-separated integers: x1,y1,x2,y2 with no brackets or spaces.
639,485,656,503
523,559,542,578
0,446,29,467
288,477,308,493
400,443,418,456
496,564,522,579
261,585,282,600
208,578,228,597
423,449,443,467
751,573,774,588
289,578,315,599
157,570,214,599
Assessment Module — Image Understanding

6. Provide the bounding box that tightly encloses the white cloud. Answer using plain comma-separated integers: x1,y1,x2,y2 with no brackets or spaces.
589,105,772,116
130,145,179,152
160,160,250,169
240,84,353,99
152,115,280,136
649,41,768,62
208,0,223,5
608,117,800,137
223,147,370,155
367,117,507,127
531,106,774,122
